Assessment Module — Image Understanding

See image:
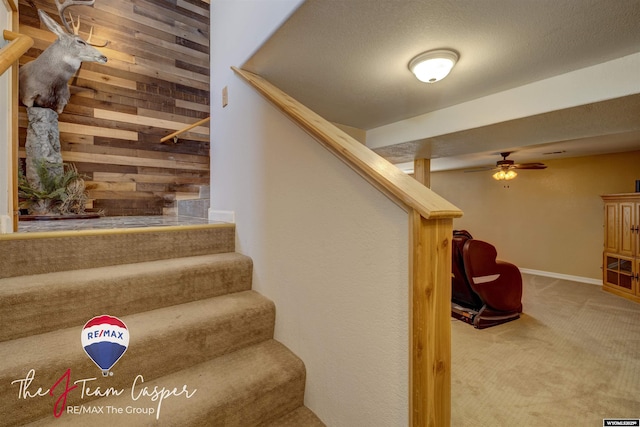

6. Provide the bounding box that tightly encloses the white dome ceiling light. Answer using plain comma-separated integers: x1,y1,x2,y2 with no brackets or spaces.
409,49,459,83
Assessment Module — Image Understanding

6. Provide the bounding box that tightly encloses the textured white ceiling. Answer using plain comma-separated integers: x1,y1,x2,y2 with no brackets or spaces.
243,0,640,169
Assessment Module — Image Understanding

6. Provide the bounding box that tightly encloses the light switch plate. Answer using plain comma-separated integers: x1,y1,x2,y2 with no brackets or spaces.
222,86,228,107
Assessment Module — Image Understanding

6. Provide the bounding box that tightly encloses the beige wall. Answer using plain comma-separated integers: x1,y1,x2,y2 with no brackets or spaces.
213,77,410,427
333,122,367,144
431,150,640,280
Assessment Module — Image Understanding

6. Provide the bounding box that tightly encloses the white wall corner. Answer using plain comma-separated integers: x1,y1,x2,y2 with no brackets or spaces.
0,3,12,231
209,209,235,223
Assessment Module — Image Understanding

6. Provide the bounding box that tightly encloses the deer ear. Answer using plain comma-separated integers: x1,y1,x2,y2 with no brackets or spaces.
38,10,68,39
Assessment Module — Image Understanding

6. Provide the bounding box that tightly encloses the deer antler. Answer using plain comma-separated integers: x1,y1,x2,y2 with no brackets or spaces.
67,11,80,35
54,0,108,47
54,0,94,33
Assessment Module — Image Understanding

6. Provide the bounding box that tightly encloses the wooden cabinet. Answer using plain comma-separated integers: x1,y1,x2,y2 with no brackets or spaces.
602,194,640,303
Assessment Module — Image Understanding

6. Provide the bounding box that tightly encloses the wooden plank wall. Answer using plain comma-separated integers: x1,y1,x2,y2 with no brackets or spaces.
18,0,210,216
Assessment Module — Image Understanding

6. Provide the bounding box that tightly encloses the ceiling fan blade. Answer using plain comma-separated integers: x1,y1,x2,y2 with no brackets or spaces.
463,166,497,173
514,163,547,170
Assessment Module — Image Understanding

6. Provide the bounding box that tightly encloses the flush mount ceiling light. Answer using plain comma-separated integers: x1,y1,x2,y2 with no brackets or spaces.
409,49,458,83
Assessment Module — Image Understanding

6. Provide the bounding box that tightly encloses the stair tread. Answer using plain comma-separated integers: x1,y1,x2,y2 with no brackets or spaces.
0,291,276,425
26,340,306,426
259,406,326,426
0,252,253,341
0,252,249,290
0,224,235,279
0,290,273,374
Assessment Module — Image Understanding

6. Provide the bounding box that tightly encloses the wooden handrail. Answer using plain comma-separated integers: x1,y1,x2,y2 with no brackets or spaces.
1,30,33,76
233,66,462,426
160,116,210,143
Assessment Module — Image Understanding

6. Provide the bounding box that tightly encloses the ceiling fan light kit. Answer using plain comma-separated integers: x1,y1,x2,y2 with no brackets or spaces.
465,152,548,180
493,170,518,181
409,49,458,83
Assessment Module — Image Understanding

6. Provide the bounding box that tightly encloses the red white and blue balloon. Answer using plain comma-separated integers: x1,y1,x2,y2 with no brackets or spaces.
81,315,129,376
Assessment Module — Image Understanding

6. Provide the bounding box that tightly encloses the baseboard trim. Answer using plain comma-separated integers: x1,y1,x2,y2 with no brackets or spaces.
209,209,235,223
0,215,13,234
519,268,602,286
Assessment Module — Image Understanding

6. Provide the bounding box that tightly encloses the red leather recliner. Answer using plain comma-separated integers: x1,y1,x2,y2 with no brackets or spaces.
451,230,522,328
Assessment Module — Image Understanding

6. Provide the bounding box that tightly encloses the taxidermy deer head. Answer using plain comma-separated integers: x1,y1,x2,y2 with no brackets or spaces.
19,0,108,114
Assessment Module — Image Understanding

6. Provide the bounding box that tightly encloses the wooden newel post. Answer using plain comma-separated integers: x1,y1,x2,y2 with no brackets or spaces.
410,157,451,425
410,210,452,427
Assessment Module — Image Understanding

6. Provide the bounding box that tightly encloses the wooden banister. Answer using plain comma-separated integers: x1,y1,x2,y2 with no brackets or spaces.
233,66,462,426
160,116,210,143
1,30,33,76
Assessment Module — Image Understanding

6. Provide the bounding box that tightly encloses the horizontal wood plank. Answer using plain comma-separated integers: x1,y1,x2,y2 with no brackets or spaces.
93,171,209,185
86,181,137,192
93,109,210,134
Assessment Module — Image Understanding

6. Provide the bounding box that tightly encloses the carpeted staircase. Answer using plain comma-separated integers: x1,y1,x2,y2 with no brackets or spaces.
0,224,324,426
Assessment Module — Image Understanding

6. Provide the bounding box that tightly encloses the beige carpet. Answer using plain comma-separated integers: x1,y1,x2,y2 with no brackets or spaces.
452,274,640,426
0,226,324,426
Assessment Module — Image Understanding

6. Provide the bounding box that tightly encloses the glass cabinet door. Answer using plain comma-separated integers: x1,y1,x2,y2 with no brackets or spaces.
604,254,635,294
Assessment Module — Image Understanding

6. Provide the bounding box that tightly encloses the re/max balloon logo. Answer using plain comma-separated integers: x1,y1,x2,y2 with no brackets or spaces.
81,315,130,377
10,315,197,420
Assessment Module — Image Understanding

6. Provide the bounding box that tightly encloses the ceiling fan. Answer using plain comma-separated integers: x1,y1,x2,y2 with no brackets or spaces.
465,152,547,180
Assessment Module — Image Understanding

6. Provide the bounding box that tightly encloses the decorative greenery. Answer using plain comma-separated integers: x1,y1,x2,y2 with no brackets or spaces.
18,161,92,215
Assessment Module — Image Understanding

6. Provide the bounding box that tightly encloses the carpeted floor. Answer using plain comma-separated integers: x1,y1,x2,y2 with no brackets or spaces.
451,274,640,426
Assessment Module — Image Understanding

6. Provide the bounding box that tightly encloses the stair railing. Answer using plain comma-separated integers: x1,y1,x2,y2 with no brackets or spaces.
233,67,463,427
1,30,32,75
161,116,210,143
